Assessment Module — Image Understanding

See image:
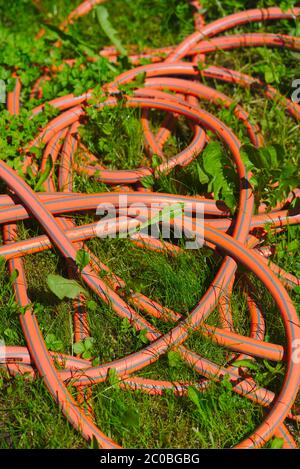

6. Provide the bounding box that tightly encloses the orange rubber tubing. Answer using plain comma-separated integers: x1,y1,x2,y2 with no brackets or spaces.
2,2,300,449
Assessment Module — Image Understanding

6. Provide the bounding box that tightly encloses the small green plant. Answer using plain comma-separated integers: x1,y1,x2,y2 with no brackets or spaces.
232,358,284,387
75,249,90,272
120,318,149,346
241,144,299,210
73,337,95,360
45,333,63,352
194,141,238,211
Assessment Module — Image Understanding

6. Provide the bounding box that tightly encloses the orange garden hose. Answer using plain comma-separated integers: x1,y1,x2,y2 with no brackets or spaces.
1,1,300,449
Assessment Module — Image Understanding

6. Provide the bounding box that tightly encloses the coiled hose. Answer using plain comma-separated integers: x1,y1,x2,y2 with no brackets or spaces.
1,1,300,449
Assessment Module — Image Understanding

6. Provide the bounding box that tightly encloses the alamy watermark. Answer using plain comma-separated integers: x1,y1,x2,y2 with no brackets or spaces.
0,78,299,104
0,339,6,365
292,79,300,104
0,79,6,104
95,195,204,249
292,339,300,364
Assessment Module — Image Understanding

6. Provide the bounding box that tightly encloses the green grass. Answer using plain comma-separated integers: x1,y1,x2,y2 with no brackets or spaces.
0,0,299,449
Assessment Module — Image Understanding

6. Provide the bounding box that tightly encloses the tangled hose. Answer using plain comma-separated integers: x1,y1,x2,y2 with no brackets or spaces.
1,1,300,449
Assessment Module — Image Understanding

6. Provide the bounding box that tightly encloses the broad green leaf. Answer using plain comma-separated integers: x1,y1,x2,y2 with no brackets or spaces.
264,67,276,84
196,163,209,184
241,145,263,169
129,203,184,237
84,337,94,351
9,269,19,284
151,153,162,169
212,173,225,199
168,350,182,368
73,341,85,355
35,155,53,192
187,386,200,410
47,274,87,300
45,333,63,352
45,333,56,345
223,191,236,212
202,142,223,176
96,6,127,56
75,249,90,271
232,359,259,371
263,360,283,375
270,437,284,449
138,329,149,344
